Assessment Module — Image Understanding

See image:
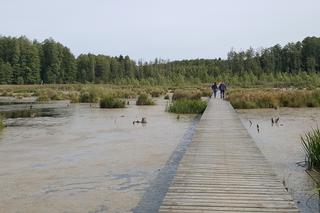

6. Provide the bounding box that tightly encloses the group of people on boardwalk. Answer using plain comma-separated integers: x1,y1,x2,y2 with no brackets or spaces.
211,82,227,99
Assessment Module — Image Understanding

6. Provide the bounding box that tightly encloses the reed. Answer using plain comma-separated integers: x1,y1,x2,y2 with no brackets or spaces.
172,89,202,100
169,99,207,114
99,96,126,108
228,89,320,109
136,94,155,105
301,127,320,170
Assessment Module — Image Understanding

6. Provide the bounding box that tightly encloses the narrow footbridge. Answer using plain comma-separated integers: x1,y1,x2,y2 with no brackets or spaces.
159,98,298,212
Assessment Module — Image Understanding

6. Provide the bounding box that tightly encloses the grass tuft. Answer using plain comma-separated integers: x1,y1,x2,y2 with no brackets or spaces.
301,127,320,170
169,99,207,114
136,94,155,105
99,96,126,108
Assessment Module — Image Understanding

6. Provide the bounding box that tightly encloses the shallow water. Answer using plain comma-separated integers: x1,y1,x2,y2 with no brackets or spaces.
238,107,320,213
0,98,196,213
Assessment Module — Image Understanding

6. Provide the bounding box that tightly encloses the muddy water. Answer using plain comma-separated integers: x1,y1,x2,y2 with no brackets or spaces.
0,99,196,213
238,108,320,213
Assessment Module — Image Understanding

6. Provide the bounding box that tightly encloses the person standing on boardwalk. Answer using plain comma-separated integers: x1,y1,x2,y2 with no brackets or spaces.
219,82,227,99
211,82,218,98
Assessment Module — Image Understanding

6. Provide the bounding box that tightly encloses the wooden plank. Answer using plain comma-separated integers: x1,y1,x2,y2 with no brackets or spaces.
159,98,299,212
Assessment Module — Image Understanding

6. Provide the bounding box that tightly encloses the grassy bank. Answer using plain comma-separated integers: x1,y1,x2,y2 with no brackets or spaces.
228,89,320,109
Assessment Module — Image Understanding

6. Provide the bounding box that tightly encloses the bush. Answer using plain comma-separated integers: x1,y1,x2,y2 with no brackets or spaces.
169,99,207,114
301,128,320,170
136,94,155,105
100,97,126,108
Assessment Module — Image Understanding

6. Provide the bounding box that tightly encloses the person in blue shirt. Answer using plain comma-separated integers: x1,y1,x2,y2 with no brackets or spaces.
211,82,218,98
219,82,227,99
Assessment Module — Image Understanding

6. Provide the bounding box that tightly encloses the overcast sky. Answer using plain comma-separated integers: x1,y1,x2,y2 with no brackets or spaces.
1,0,319,60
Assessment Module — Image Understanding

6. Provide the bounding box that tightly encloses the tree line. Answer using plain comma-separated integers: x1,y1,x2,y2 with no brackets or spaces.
0,35,319,86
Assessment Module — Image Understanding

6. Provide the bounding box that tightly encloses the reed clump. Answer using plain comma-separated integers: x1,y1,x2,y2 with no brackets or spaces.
99,96,126,108
301,127,320,170
172,89,202,100
169,99,207,114
136,94,155,105
228,89,320,109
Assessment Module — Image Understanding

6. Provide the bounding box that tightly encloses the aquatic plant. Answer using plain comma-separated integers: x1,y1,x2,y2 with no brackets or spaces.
100,97,126,108
228,89,320,109
37,93,50,102
172,89,202,100
0,116,5,130
136,94,155,105
301,127,320,170
169,99,207,114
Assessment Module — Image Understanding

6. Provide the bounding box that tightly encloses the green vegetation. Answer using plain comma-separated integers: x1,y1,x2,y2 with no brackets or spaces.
228,89,320,109
172,89,202,100
99,97,126,108
169,99,207,114
0,35,320,87
301,128,320,170
136,94,155,105
0,116,5,130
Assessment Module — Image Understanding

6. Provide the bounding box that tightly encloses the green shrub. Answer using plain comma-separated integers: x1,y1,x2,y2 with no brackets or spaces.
136,94,155,105
169,99,207,114
301,128,320,170
100,97,126,108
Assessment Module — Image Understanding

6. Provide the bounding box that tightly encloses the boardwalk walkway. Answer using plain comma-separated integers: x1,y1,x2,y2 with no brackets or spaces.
159,98,298,212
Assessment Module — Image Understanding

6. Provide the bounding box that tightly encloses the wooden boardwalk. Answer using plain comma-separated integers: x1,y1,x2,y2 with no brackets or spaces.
159,98,298,213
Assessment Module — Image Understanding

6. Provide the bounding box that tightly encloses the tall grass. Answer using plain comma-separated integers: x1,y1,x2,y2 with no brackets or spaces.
0,115,5,130
172,89,202,100
228,89,320,109
136,94,155,105
301,128,320,170
169,99,207,114
99,97,126,108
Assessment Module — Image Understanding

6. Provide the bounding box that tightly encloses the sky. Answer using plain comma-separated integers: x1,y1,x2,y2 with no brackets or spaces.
0,0,319,61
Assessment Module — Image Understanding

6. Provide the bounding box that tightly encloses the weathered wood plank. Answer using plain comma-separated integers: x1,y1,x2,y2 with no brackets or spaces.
159,98,299,212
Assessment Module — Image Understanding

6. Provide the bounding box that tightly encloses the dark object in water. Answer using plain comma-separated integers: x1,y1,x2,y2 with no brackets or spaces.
275,117,280,124
249,120,252,127
271,118,274,126
257,124,260,133
133,117,147,124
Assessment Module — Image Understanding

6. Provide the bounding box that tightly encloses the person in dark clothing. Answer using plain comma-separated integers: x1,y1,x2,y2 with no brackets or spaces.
211,82,218,98
219,82,227,99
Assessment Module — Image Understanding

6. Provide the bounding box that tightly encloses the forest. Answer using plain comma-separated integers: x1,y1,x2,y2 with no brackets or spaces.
0,35,320,87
